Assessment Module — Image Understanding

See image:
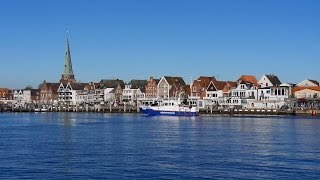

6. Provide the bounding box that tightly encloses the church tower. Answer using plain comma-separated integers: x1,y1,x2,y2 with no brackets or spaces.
60,34,76,83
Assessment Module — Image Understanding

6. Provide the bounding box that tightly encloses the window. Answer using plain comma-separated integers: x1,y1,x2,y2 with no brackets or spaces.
193,86,197,92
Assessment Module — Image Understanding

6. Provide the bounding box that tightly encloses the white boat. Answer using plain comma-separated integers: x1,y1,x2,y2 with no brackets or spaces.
140,100,199,116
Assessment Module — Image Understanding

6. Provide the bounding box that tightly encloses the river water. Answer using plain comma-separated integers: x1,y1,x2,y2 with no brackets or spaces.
0,113,319,179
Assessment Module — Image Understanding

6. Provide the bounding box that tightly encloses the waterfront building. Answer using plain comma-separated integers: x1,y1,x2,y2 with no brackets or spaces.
236,74,289,109
0,88,9,100
57,82,86,106
292,87,320,98
213,75,258,108
39,81,60,104
190,76,216,100
75,90,88,107
204,81,237,105
84,82,104,105
145,77,160,99
122,80,148,104
258,74,282,88
296,79,319,87
100,79,125,104
13,89,40,108
60,35,76,84
104,88,116,103
232,75,258,99
157,76,186,99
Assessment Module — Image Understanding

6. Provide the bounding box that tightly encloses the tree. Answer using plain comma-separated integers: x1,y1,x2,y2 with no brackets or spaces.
25,85,33,90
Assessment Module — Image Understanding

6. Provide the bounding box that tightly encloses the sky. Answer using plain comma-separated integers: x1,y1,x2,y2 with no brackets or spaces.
0,0,319,89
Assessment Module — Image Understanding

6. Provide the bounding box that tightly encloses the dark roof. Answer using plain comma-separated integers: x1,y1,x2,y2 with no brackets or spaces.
70,83,87,90
164,76,186,87
30,89,40,96
130,79,148,90
100,79,125,89
153,79,160,84
308,79,320,86
266,74,281,86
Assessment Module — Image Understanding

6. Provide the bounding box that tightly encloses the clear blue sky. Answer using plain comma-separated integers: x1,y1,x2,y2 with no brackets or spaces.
0,0,319,88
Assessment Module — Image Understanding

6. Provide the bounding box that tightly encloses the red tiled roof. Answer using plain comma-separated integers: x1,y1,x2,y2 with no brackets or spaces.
227,81,237,88
212,81,227,90
238,75,258,85
196,76,216,88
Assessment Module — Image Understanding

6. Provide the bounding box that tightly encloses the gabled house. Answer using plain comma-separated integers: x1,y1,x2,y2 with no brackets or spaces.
205,81,227,100
13,89,39,108
257,74,289,101
190,76,216,99
122,79,148,103
39,81,60,104
258,74,282,88
204,81,238,107
296,79,320,87
157,76,186,99
85,82,104,105
13,89,31,108
100,79,125,103
145,77,160,99
57,82,86,106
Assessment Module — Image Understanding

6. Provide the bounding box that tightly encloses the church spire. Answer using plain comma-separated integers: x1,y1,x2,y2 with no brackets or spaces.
60,32,76,83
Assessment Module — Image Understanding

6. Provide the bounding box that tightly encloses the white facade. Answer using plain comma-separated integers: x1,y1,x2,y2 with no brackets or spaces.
57,83,77,106
204,81,224,105
75,90,88,105
104,88,115,102
157,77,170,99
13,90,31,107
257,87,289,101
294,89,320,98
258,74,273,88
231,83,257,99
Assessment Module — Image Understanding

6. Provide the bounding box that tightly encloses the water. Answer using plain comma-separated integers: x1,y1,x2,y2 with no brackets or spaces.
0,113,320,179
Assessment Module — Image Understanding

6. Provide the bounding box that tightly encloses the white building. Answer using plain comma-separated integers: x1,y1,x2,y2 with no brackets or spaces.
258,74,282,88
57,82,86,106
13,89,31,108
104,88,116,103
122,80,147,105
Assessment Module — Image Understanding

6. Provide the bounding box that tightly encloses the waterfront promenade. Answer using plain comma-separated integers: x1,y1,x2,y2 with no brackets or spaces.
2,105,319,116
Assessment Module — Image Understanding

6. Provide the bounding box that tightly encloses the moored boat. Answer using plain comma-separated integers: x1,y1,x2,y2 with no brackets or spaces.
140,100,199,116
